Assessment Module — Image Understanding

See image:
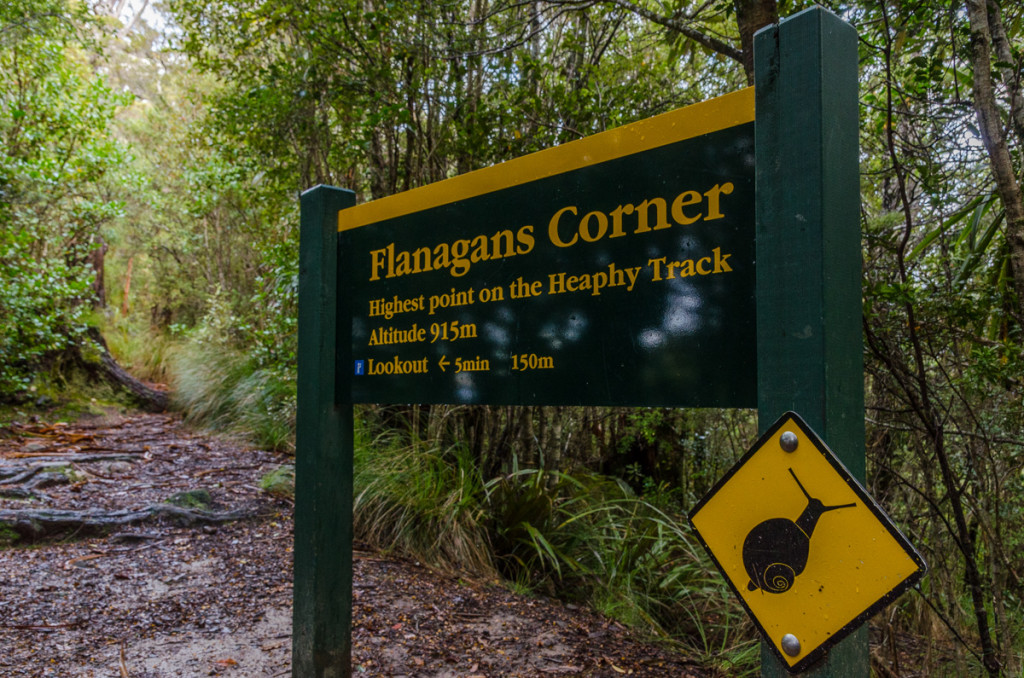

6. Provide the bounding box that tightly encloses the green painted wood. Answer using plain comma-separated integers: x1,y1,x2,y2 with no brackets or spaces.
294,185,357,678
754,7,865,678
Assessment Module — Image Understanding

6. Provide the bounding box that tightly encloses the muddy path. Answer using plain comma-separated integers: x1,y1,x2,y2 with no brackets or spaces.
0,413,707,677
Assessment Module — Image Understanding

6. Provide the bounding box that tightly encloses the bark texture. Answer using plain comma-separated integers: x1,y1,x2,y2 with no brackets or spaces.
966,0,1024,316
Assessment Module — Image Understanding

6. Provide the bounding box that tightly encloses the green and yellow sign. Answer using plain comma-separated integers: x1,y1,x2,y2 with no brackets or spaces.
689,412,926,673
295,10,889,678
340,88,756,407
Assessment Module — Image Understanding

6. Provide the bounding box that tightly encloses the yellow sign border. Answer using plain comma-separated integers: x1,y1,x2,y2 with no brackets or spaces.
337,87,754,232
688,412,926,673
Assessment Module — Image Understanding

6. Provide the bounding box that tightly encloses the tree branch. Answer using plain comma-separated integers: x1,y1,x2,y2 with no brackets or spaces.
601,0,743,64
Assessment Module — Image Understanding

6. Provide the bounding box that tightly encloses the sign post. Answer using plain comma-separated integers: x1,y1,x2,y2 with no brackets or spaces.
295,185,355,678
754,8,865,676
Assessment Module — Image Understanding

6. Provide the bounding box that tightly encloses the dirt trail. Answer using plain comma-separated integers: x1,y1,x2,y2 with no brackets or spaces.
0,413,706,677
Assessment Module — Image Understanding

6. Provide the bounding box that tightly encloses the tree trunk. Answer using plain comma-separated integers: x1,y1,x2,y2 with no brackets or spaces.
121,256,133,316
88,237,108,308
966,0,1024,316
984,0,1024,145
734,0,778,84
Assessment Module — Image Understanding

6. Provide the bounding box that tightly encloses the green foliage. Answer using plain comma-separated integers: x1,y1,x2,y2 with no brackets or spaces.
0,0,128,397
855,1,1024,671
607,408,754,503
244,238,300,372
165,0,722,200
102,315,176,384
485,463,752,665
0,229,92,393
485,466,595,584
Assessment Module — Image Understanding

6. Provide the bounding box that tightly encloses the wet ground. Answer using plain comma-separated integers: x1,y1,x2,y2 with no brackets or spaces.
0,413,706,677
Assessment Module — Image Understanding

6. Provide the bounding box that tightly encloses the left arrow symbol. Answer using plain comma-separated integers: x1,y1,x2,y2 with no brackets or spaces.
438,356,450,372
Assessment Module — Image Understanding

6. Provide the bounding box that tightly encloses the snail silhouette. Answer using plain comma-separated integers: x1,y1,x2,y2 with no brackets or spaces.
742,467,856,594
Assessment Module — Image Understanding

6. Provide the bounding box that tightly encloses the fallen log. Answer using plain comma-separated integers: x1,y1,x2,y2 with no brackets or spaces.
0,504,253,541
79,328,169,412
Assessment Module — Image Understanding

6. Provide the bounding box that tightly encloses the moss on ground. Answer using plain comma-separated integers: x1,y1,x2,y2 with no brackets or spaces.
0,523,20,547
164,489,213,510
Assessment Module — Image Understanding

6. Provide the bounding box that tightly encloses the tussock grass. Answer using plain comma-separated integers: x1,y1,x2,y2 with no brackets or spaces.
353,430,493,574
351,436,757,672
485,465,754,668
102,316,176,385
167,339,295,451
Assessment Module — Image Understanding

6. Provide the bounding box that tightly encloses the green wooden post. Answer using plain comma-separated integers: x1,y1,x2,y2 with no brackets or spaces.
754,7,864,677
295,184,356,678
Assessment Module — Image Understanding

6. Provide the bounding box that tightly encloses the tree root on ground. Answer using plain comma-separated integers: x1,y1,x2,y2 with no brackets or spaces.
0,488,44,501
0,505,253,541
0,455,140,484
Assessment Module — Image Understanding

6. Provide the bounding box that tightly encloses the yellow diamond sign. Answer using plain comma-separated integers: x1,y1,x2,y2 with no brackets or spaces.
688,412,926,673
